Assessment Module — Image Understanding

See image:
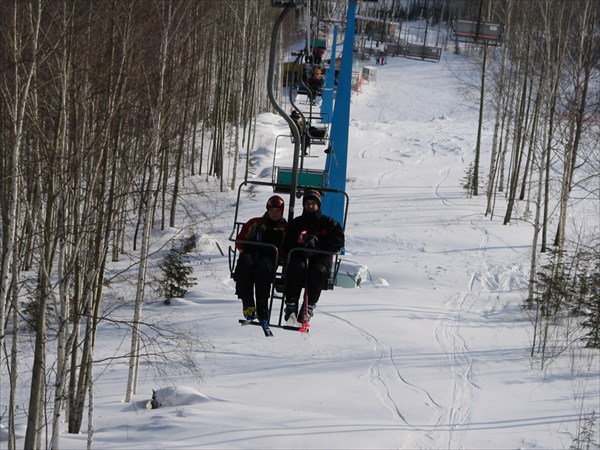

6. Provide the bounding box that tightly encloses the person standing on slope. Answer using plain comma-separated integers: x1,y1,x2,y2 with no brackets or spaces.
234,196,287,325
283,190,344,323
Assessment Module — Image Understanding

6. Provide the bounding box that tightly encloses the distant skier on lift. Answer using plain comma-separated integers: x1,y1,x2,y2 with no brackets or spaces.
283,190,345,323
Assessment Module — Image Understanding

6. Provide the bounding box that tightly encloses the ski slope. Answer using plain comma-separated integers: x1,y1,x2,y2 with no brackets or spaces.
9,52,598,450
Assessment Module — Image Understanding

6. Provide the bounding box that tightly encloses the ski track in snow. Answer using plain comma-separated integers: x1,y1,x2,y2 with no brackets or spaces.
322,310,442,441
346,85,489,448
428,214,522,449
197,60,536,448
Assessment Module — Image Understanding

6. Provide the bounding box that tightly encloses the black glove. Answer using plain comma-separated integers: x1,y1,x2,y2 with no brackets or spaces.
303,233,319,249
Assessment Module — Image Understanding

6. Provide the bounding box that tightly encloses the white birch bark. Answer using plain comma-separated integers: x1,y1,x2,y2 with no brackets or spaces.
0,0,40,356
125,0,172,402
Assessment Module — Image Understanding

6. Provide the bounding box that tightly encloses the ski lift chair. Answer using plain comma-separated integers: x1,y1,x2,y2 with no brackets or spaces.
228,181,288,323
398,42,442,62
307,122,328,144
229,223,288,329
230,182,349,331
272,167,326,194
273,246,341,327
228,180,285,275
451,20,504,46
273,187,349,327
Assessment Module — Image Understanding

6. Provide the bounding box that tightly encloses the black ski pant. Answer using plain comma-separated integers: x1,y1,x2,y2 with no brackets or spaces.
234,252,276,320
284,253,331,306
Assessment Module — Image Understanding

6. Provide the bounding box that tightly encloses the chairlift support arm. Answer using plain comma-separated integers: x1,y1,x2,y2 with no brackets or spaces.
267,2,305,222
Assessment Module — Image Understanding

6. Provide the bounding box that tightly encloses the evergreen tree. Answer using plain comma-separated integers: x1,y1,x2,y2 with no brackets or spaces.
159,248,197,304
581,257,600,349
461,163,475,198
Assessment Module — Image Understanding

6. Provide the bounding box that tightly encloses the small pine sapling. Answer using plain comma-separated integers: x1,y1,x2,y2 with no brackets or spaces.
159,248,197,304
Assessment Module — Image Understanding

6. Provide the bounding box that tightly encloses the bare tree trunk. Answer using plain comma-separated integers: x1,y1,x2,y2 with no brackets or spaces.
25,181,57,449
498,67,518,195
472,44,487,196
160,144,169,230
126,161,157,401
0,0,290,444
527,125,547,306
553,0,596,263
539,1,568,253
86,351,94,450
518,71,543,204
503,67,528,225
51,4,73,445
51,211,69,449
485,0,511,216
0,0,41,363
230,0,249,190
125,0,173,402
7,239,21,450
169,80,191,227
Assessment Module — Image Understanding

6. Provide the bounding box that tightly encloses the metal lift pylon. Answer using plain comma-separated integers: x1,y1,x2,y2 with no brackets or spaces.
320,0,357,230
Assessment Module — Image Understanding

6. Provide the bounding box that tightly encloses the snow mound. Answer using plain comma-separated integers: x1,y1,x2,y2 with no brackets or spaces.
373,277,389,287
150,386,211,408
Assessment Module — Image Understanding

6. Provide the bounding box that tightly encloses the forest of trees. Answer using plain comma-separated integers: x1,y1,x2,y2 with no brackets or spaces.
0,1,286,448
452,0,599,363
0,0,597,448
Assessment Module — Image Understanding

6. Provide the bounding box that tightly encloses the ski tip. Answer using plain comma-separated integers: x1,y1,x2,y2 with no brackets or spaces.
282,325,305,332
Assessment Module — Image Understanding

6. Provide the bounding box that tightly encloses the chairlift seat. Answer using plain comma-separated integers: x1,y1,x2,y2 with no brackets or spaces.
452,20,504,45
396,43,442,62
273,166,325,193
312,39,326,49
309,126,327,139
308,125,328,145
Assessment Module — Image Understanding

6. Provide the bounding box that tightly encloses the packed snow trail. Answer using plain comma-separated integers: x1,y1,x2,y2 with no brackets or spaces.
345,57,499,449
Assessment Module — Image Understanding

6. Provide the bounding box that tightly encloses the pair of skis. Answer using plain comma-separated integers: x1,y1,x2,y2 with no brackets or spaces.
239,318,274,337
239,276,311,337
239,315,309,337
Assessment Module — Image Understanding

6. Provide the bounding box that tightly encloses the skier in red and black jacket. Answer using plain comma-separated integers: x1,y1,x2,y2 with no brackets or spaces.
234,195,287,323
283,189,344,323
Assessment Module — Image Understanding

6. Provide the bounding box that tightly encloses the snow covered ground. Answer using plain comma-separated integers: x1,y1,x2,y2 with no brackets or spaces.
6,52,599,449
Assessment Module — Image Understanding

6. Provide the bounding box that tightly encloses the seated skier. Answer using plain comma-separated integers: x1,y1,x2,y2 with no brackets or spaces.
307,67,324,96
234,196,287,325
283,190,344,323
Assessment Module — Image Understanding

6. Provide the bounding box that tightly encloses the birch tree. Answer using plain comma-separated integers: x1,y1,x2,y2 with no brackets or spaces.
125,0,175,402
0,0,41,362
0,0,283,444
